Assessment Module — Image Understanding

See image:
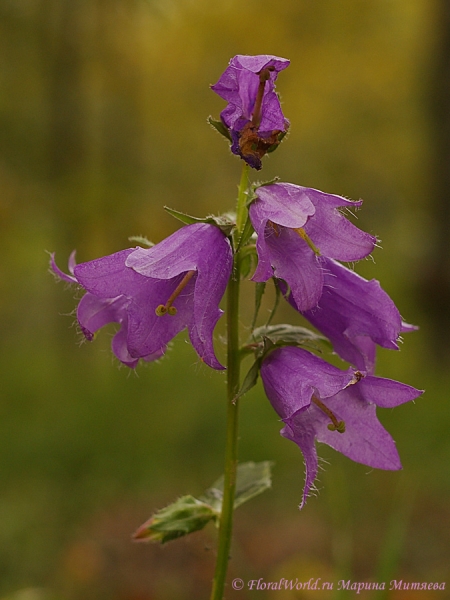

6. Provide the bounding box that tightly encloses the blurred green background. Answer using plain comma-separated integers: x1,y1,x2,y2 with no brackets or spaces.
1,0,449,598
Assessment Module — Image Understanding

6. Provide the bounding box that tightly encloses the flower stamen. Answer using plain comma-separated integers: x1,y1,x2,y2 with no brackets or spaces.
295,227,321,256
155,270,196,317
268,220,281,237
312,395,346,433
252,66,275,128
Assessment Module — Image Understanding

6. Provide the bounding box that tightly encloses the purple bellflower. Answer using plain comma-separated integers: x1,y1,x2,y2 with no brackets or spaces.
260,346,423,508
211,54,290,169
285,257,416,373
51,223,233,370
249,183,377,311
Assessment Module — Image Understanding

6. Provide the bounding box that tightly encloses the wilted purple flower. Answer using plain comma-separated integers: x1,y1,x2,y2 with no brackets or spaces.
51,223,233,369
285,257,416,373
211,54,290,169
260,346,422,508
249,183,377,311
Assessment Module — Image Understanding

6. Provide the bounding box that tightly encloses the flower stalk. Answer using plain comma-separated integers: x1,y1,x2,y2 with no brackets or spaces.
210,164,248,600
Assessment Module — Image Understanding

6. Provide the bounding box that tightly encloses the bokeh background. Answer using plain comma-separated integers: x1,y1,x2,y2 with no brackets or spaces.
1,0,449,598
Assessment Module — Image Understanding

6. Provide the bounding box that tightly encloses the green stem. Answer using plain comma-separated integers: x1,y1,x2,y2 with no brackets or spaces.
210,164,248,600
235,163,249,236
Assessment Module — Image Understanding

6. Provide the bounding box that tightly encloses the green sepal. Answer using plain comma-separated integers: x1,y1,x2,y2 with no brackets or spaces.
128,235,154,247
133,462,273,544
207,116,232,141
266,278,281,326
251,281,266,331
164,206,235,237
235,215,255,252
266,130,288,153
234,356,262,402
249,176,280,198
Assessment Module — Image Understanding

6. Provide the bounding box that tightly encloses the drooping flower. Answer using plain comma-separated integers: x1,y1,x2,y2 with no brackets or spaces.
260,346,422,508
249,182,377,311
211,54,290,169
284,257,416,373
51,223,233,369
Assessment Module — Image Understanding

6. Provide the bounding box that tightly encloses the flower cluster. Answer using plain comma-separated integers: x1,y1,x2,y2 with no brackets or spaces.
52,54,422,509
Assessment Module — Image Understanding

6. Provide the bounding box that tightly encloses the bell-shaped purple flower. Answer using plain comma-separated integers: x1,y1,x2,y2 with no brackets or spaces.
285,257,416,373
211,54,290,169
51,223,233,369
249,183,377,311
260,346,422,508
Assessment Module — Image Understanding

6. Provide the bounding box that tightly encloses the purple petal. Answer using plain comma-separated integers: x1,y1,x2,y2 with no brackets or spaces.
253,226,324,311
189,235,232,370
302,188,376,260
280,421,319,510
251,183,315,229
300,258,407,371
50,253,77,284
74,248,143,298
77,293,128,340
111,319,140,368
126,275,195,359
211,54,289,131
260,346,356,421
312,387,402,470
125,223,231,280
357,376,423,408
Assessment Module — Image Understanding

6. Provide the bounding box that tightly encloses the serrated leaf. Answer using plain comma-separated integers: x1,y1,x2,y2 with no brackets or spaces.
133,462,273,545
133,495,218,544
202,461,273,510
164,206,235,236
207,116,232,141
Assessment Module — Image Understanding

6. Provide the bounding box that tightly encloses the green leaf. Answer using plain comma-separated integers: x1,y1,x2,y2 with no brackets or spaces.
239,248,257,280
133,495,219,544
164,206,235,236
133,462,273,544
207,116,232,141
202,461,274,510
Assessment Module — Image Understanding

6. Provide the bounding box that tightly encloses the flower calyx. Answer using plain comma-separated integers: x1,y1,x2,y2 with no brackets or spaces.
164,206,235,237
